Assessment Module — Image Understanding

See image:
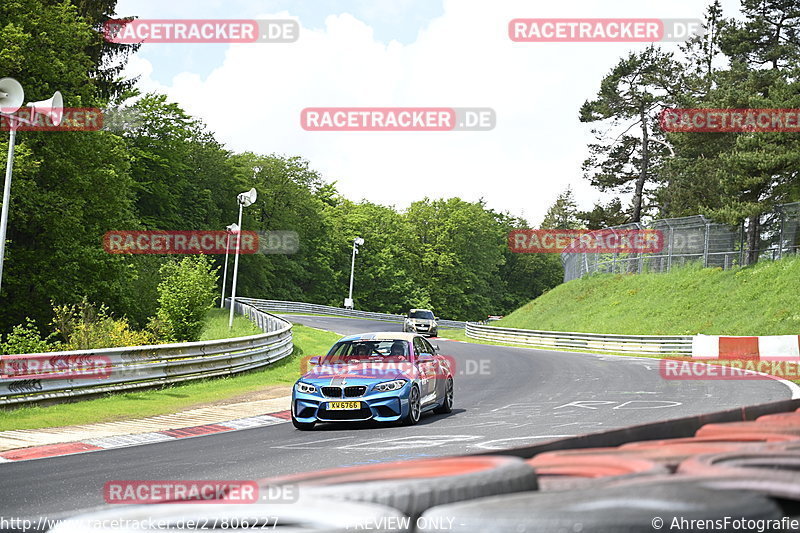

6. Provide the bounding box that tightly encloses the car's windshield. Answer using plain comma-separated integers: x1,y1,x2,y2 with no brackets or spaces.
325,340,410,361
409,310,434,320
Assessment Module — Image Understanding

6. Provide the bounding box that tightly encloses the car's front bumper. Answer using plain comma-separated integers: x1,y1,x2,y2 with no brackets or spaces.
405,322,438,335
292,384,412,423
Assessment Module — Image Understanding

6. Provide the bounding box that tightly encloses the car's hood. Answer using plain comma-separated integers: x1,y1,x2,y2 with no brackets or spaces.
409,318,434,324
302,362,414,383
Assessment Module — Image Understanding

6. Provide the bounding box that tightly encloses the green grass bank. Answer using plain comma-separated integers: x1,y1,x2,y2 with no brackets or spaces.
497,257,800,336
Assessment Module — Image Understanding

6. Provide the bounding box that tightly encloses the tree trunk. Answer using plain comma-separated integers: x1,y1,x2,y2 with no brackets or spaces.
632,104,649,223
746,214,760,265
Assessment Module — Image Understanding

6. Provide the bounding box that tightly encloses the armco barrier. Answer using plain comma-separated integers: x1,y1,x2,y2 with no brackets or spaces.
0,299,292,406
237,298,467,329
242,298,689,355
465,322,692,356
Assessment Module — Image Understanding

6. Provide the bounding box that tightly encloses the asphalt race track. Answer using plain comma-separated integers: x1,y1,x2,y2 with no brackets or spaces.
0,315,796,518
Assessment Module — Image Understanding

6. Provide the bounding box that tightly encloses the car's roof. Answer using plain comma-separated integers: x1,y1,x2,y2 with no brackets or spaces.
339,332,420,342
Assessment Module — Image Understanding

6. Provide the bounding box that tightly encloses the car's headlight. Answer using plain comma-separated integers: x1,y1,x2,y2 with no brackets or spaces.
373,379,407,392
295,382,317,394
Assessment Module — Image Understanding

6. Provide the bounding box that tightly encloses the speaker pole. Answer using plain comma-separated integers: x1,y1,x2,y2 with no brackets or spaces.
0,117,18,294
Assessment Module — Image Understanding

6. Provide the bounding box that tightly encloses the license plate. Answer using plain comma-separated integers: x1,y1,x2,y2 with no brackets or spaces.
328,401,361,410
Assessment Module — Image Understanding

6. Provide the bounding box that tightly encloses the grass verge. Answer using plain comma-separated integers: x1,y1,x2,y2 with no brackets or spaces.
199,308,263,340
498,257,800,336
0,318,341,431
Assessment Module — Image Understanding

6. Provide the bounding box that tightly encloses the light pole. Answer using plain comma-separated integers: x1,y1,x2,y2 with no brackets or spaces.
220,222,239,308
345,237,364,309
0,78,62,294
228,188,257,329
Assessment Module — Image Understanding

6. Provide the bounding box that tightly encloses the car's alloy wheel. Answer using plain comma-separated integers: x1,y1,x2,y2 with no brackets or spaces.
434,377,453,414
403,386,421,425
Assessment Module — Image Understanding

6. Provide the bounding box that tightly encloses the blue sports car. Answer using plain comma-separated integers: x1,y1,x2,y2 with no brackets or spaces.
291,332,454,430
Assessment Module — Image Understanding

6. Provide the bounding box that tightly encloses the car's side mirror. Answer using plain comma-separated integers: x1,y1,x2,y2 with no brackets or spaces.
417,353,434,363
434,316,439,321
309,356,321,366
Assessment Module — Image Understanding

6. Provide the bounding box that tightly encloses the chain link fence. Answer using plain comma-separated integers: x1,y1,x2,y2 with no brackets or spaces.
562,202,800,282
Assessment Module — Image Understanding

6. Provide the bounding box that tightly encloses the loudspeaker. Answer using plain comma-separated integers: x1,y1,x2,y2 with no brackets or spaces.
0,78,24,114
27,91,63,126
238,188,257,207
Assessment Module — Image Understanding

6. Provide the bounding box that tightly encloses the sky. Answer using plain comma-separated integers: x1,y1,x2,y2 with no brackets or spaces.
114,0,742,225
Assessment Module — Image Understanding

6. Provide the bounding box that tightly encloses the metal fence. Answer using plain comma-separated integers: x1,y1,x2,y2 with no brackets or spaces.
239,298,467,329
465,322,692,356
0,299,293,406
563,202,800,282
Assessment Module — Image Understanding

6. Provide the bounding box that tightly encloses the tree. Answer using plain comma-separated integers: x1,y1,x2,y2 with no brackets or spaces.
719,0,800,71
540,187,582,229
0,0,141,330
578,199,630,230
497,212,563,313
63,0,141,99
656,0,800,263
152,256,218,342
580,46,680,223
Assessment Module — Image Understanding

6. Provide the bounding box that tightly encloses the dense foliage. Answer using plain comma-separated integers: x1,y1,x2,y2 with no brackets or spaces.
0,0,561,338
152,256,218,342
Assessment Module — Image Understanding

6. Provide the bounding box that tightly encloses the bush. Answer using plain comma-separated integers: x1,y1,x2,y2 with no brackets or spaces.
151,256,218,342
0,318,60,354
52,298,156,350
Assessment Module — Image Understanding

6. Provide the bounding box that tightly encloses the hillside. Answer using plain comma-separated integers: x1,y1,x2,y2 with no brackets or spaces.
497,257,800,336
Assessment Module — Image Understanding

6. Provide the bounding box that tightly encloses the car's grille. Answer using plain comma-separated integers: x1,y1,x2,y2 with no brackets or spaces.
344,386,366,397
321,386,342,398
318,407,372,421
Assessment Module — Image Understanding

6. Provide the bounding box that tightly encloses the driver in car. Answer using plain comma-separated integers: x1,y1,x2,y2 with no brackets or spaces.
353,343,371,357
388,340,408,361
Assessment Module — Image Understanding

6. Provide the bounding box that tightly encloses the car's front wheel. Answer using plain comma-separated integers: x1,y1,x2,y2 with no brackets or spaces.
434,377,453,414
292,413,315,430
402,385,421,426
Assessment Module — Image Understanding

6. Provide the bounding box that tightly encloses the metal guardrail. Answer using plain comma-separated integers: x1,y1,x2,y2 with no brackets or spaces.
465,322,692,355
243,298,686,356
238,298,467,329
0,299,293,406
